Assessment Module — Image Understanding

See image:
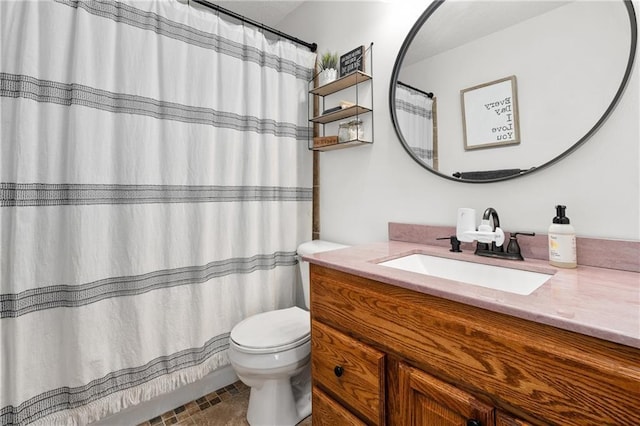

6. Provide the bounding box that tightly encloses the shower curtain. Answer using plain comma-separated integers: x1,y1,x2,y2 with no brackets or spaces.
0,1,315,424
395,83,435,167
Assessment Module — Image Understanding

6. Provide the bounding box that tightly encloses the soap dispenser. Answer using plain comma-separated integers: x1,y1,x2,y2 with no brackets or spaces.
548,205,577,268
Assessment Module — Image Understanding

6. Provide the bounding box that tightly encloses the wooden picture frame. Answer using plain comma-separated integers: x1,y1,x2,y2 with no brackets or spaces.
460,76,519,150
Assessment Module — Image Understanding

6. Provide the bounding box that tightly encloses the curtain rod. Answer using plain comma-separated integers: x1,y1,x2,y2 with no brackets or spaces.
397,81,434,99
189,0,317,52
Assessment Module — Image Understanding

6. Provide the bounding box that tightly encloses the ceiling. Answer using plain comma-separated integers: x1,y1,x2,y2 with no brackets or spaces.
207,1,573,64
210,1,307,28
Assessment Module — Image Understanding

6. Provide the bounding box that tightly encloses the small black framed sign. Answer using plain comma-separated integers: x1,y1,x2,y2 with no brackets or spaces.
339,45,365,77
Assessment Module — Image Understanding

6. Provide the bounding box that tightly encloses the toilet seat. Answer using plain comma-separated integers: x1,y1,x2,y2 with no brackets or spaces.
230,306,310,354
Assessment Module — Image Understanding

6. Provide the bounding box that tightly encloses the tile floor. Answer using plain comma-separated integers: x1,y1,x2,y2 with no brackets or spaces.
137,381,312,426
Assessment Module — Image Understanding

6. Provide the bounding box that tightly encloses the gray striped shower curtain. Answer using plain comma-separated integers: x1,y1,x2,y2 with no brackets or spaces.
0,1,315,424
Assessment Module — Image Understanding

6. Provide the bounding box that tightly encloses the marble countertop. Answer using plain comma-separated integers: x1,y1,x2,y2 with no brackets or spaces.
304,241,640,349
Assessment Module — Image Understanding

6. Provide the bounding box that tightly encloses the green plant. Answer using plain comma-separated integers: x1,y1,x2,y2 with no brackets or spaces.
318,51,338,71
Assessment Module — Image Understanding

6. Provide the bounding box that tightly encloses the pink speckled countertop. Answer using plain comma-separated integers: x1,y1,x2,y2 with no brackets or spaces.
304,241,640,349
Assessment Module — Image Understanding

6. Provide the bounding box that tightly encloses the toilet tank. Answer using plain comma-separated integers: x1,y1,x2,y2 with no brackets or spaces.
297,240,348,309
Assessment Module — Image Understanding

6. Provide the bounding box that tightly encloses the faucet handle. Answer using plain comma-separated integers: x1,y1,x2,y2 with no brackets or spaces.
506,232,535,258
437,236,462,252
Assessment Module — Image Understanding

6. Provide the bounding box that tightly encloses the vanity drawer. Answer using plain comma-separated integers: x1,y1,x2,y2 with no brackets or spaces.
311,319,385,425
312,386,367,426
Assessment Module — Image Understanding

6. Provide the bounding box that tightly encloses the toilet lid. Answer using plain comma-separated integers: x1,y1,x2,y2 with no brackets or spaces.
230,307,310,352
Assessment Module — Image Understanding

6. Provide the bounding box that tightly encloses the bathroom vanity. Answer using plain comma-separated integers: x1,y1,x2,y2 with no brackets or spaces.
305,238,640,425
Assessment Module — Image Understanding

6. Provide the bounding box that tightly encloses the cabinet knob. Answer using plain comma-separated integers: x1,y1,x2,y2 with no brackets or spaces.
334,366,344,377
466,420,481,426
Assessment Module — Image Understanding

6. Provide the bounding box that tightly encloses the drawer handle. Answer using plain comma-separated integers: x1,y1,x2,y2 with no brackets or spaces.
466,420,481,426
334,366,344,377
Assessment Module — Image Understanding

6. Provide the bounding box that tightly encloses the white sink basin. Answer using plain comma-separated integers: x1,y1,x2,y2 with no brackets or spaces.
378,254,552,295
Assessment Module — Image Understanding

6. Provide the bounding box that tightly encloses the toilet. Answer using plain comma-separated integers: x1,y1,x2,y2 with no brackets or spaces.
228,240,347,426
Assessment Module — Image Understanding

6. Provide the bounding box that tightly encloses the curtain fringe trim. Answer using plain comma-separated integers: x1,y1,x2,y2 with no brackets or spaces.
31,353,230,426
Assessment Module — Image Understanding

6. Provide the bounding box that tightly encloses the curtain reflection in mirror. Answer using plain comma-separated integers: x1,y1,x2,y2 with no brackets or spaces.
395,82,438,170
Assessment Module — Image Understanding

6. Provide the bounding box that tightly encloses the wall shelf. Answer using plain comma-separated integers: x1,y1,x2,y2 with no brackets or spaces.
308,43,373,151
310,71,372,97
310,105,372,124
312,139,371,152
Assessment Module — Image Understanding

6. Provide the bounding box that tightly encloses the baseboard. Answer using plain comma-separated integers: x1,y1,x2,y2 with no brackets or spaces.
92,365,238,425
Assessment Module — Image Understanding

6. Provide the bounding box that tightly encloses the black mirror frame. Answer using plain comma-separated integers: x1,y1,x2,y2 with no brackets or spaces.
389,0,638,183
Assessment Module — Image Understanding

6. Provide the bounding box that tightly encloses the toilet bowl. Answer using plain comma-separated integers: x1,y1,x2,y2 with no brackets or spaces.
228,240,347,426
229,307,311,425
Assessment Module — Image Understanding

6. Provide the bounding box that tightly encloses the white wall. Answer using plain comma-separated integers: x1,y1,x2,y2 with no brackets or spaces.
280,1,639,243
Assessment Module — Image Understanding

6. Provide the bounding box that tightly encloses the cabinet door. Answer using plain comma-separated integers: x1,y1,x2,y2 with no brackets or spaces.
496,411,536,426
312,386,367,426
398,362,494,426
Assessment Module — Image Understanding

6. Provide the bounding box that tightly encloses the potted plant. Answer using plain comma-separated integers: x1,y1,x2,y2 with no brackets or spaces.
317,51,338,86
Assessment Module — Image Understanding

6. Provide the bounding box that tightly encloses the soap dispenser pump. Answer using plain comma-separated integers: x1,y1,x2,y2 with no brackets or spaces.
548,205,577,268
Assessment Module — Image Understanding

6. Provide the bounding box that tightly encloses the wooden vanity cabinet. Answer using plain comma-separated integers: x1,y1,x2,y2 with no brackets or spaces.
309,264,640,425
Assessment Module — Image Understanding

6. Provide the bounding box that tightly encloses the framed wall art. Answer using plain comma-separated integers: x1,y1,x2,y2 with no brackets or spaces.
460,75,520,150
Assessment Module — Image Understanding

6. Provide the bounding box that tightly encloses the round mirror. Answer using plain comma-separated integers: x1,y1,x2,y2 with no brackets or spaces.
390,0,637,183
